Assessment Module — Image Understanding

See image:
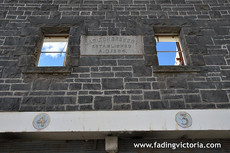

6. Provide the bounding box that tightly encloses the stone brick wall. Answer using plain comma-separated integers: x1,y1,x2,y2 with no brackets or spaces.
0,0,230,111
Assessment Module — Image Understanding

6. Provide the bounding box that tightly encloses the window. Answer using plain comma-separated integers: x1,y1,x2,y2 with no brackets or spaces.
37,36,69,67
155,35,185,66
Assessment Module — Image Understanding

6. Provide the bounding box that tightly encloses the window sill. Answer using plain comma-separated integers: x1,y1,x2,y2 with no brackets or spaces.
153,66,200,73
22,67,71,75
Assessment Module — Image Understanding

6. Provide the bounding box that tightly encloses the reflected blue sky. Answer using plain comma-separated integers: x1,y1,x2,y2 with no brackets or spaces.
38,42,67,67
156,42,177,66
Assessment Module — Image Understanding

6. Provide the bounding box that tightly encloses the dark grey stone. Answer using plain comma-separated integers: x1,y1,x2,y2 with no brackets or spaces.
79,105,93,110
69,83,82,90
102,78,123,89
184,95,201,103
115,72,132,77
83,84,101,90
0,98,20,111
201,90,229,102
94,96,112,110
132,102,150,110
125,83,151,89
113,104,131,110
41,5,58,11
169,101,185,109
204,55,226,65
78,96,93,104
0,84,10,91
32,79,52,90
91,72,114,78
167,78,187,89
66,105,79,111
191,104,216,109
144,91,160,100
150,101,169,109
22,97,46,105
47,97,76,105
133,66,152,77
50,83,68,90
114,96,130,104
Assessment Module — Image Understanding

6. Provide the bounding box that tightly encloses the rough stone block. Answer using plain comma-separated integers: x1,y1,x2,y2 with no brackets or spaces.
83,84,101,90
114,95,130,104
11,84,31,90
0,98,20,111
102,78,123,89
22,97,46,105
94,96,112,110
125,83,151,89
133,66,152,77
169,101,185,109
132,102,150,110
50,83,68,90
204,55,226,65
184,94,201,103
167,77,187,89
201,90,229,102
78,96,93,104
47,97,76,105
150,101,169,109
69,83,82,90
144,91,160,100
32,79,52,90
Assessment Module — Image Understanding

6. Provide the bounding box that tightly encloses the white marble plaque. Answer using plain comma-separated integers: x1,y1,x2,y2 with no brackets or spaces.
80,36,144,55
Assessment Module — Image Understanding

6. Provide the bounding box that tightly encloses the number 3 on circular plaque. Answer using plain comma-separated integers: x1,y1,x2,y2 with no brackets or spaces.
33,113,51,130
175,111,192,128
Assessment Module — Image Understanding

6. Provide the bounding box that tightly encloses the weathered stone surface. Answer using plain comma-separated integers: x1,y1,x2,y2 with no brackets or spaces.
0,98,20,111
47,97,76,105
94,96,112,110
114,96,130,104
201,90,229,102
69,83,82,90
132,102,150,110
167,78,187,89
184,94,201,103
78,96,93,104
144,91,160,100
102,78,123,89
22,97,46,105
125,83,151,89
83,84,101,90
32,79,52,90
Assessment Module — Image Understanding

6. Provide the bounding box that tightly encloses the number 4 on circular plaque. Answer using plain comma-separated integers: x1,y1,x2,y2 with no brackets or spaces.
33,113,51,130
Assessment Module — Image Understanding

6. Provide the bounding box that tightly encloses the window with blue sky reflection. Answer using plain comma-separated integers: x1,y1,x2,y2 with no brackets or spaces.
38,37,68,67
155,35,185,66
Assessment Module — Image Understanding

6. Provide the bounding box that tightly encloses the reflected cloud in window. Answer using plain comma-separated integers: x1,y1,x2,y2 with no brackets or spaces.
38,37,68,67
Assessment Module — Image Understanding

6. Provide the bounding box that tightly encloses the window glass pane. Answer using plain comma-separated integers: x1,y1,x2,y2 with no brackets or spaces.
38,53,66,67
41,42,67,52
156,42,177,51
157,52,177,66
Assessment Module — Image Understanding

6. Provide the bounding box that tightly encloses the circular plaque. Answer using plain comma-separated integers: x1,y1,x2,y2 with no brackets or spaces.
175,111,192,128
33,113,50,130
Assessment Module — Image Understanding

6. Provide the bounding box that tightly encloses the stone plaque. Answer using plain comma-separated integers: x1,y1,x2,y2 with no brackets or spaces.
175,111,192,128
80,36,144,55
